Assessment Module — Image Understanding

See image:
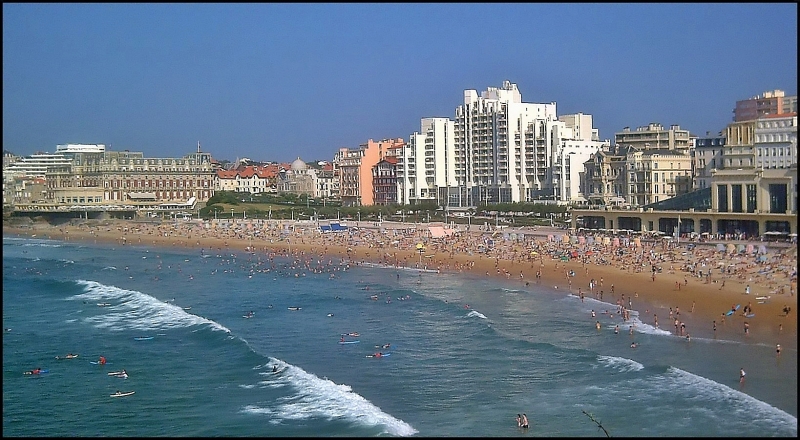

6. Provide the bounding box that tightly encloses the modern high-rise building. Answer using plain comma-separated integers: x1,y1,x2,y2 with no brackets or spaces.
398,117,456,206
396,82,606,207
733,89,798,122
551,113,609,203
452,80,560,206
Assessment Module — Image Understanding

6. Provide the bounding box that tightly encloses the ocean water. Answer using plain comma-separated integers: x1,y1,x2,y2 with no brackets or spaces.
2,235,796,437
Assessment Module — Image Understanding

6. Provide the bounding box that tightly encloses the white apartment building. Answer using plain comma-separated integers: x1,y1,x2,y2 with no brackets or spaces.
452,80,560,206
4,153,73,177
754,113,797,170
56,144,106,154
398,117,456,205
552,113,609,203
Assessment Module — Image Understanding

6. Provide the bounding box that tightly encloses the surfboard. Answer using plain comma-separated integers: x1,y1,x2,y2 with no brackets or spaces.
745,313,755,318
90,361,110,365
110,391,135,397
24,369,49,375
338,340,360,344
725,304,741,316
108,371,126,376
288,307,301,311
133,336,154,341
755,296,769,300
366,353,391,358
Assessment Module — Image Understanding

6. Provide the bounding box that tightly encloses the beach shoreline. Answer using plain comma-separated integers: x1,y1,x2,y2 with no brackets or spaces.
4,217,796,351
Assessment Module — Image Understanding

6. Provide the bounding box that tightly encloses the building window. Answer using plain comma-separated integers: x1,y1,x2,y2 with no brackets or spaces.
717,185,728,212
768,184,787,214
731,184,743,213
746,184,757,213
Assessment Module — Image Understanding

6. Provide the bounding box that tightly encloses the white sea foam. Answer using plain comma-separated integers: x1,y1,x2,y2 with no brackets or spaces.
243,358,418,436
663,367,797,433
69,280,231,333
21,242,62,248
596,355,644,372
466,310,488,320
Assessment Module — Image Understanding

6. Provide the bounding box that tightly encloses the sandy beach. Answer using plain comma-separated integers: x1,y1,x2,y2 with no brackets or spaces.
4,217,797,350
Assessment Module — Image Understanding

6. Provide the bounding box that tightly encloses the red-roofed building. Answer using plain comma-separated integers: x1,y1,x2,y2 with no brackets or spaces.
215,165,280,194
373,156,398,205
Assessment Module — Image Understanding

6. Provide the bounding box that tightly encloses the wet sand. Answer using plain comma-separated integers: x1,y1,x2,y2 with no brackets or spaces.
4,218,796,350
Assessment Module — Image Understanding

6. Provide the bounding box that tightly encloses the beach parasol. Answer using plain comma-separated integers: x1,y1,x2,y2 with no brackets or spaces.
726,243,736,254
746,244,754,254
585,250,594,256
716,243,726,252
758,245,767,254
578,236,586,244
587,236,595,245
570,235,578,244
547,234,554,242
611,237,619,247
633,238,641,247
530,251,539,255
736,244,745,253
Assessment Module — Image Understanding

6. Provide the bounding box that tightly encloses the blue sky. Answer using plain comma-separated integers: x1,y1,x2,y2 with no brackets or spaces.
3,3,797,162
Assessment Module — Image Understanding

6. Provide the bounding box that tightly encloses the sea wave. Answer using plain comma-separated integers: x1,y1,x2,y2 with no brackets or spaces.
69,280,231,333
466,310,488,320
664,367,797,434
242,358,418,436
596,355,644,372
21,242,63,248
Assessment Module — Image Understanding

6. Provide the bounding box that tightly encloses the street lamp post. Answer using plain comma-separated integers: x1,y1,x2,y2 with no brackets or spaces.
231,208,234,220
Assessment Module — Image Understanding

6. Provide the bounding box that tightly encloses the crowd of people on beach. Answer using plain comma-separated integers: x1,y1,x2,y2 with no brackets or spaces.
57,219,796,299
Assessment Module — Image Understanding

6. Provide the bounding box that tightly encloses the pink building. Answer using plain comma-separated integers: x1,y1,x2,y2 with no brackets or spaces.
335,138,405,206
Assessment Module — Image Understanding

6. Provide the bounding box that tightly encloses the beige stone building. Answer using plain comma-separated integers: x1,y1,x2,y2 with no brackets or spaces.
626,149,693,206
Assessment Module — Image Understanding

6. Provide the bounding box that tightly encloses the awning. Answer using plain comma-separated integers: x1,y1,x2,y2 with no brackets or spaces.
127,192,156,200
